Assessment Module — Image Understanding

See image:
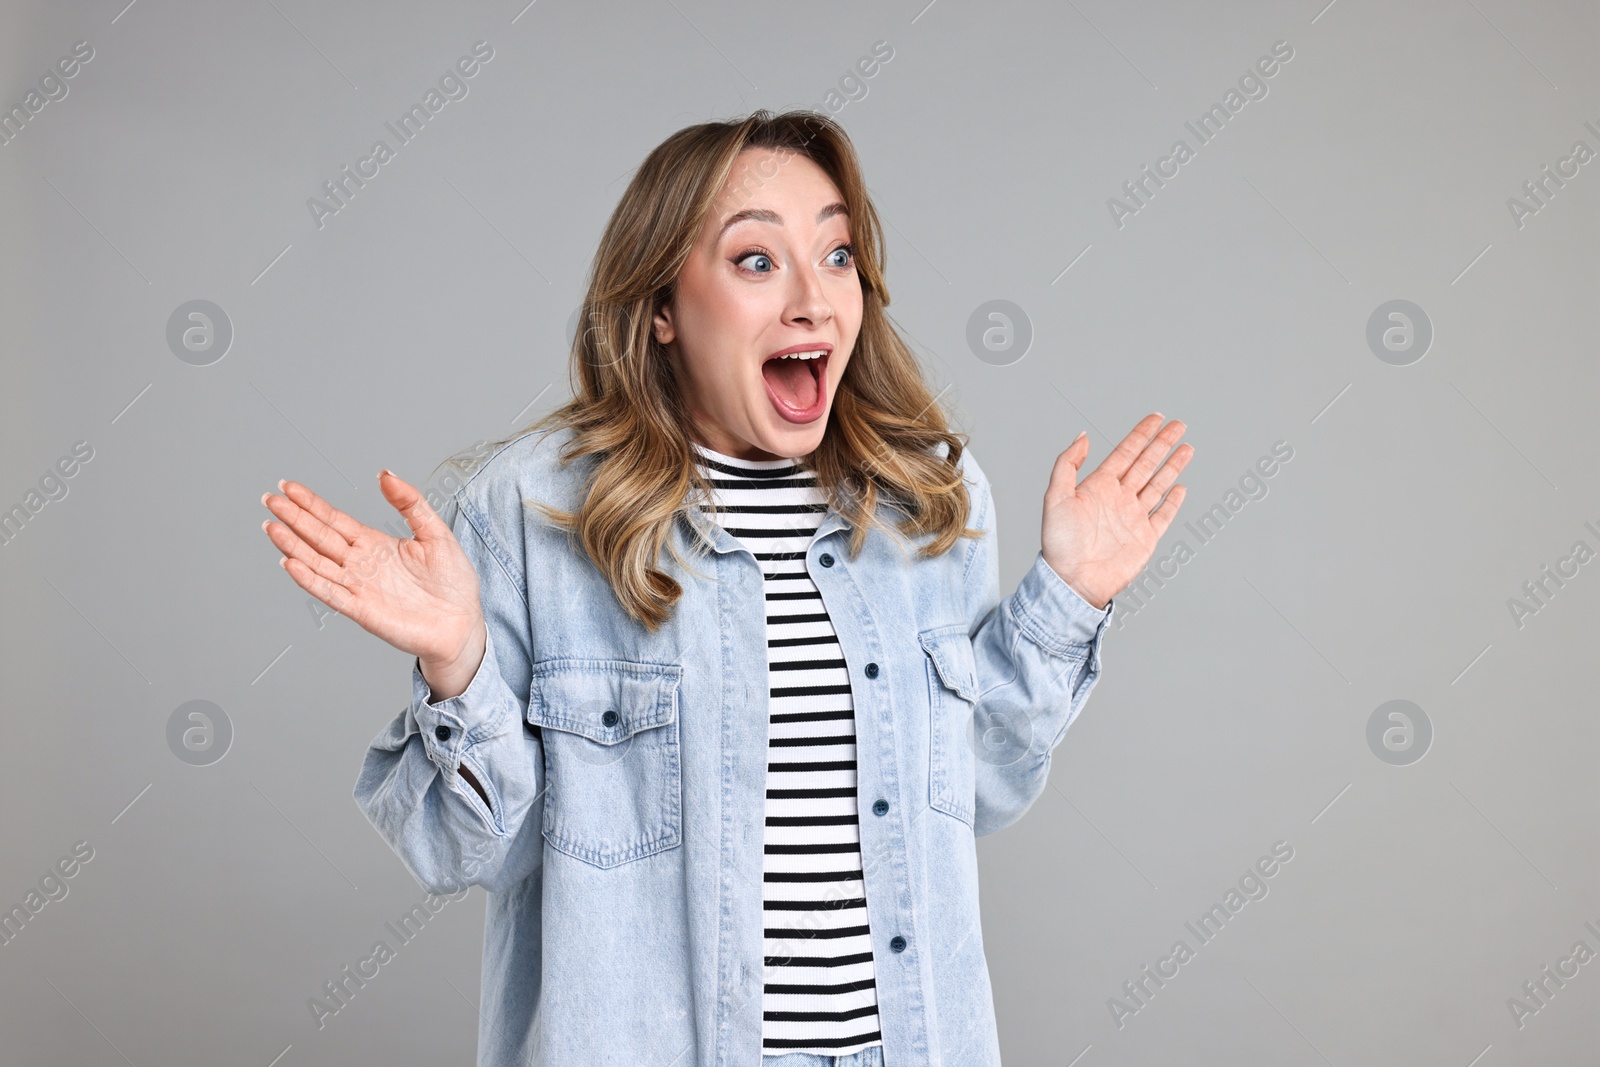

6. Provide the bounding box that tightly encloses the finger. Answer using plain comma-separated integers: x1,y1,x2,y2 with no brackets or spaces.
277,553,363,620
1135,442,1194,511
1148,484,1187,539
263,487,356,566
1046,432,1091,498
1120,419,1187,491
378,469,453,543
278,479,367,546
1098,413,1166,483
262,515,358,592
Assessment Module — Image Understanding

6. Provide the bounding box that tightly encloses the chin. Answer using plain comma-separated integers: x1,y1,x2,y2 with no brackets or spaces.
751,423,826,460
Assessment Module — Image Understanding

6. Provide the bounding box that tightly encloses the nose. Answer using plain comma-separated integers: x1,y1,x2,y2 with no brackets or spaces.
784,261,834,329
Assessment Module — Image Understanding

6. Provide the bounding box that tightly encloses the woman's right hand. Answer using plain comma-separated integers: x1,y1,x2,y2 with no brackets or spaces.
261,470,487,701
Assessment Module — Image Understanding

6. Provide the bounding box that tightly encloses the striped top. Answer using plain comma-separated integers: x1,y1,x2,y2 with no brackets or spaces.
689,441,882,1057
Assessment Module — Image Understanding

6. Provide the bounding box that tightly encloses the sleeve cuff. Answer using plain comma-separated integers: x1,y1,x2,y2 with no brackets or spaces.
411,628,508,766
1008,551,1116,668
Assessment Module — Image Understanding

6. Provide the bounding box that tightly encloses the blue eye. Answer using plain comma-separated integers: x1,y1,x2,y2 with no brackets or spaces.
828,244,856,268
735,250,774,273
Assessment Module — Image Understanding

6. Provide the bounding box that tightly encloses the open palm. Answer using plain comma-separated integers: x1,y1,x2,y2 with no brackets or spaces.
1039,413,1193,610
261,471,485,671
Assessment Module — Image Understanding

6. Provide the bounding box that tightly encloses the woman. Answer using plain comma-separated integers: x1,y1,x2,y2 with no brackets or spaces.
261,109,1191,1067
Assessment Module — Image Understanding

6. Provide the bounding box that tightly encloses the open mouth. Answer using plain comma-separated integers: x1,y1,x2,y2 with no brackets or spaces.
760,347,830,424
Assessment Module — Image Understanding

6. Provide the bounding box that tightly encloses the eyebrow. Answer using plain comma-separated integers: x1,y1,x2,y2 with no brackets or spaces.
716,201,849,242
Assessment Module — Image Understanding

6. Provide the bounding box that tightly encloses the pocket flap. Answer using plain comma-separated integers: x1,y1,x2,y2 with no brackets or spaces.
918,627,979,702
527,658,682,745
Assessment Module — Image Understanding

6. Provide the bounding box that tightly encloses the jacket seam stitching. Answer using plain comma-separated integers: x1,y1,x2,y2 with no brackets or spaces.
459,495,529,609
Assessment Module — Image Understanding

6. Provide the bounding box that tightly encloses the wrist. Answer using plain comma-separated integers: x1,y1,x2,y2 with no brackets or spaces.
420,618,487,703
1041,556,1110,611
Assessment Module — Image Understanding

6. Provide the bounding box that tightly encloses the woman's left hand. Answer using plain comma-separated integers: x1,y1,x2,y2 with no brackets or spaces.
1040,413,1194,610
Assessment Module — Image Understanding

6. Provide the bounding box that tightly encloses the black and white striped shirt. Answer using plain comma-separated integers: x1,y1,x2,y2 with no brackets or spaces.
690,441,883,1057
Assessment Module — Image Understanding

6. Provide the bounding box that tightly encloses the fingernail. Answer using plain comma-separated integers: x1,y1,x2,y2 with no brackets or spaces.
277,479,286,492
261,519,271,532
260,492,270,506
378,469,393,479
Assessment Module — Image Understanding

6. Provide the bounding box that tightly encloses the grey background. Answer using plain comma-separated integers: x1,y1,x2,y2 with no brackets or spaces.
1,0,1594,1063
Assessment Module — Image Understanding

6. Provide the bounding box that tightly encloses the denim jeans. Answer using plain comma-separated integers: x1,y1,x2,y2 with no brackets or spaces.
762,1045,885,1067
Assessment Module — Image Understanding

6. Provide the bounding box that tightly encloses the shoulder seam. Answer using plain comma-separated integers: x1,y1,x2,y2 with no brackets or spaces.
456,486,531,610
455,425,555,498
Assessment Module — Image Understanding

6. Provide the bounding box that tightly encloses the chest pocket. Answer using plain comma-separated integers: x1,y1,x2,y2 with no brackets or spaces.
526,658,683,869
919,625,979,828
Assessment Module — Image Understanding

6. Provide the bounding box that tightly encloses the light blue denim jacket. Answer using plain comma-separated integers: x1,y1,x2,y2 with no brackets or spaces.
353,424,1116,1066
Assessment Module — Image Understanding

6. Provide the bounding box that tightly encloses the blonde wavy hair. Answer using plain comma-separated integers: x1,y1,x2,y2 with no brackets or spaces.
461,109,981,632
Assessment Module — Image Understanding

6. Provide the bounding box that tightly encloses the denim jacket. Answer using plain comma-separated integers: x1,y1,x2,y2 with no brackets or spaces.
353,424,1116,1066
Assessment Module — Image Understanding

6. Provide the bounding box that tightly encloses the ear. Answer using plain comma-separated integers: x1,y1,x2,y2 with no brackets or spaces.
652,298,676,346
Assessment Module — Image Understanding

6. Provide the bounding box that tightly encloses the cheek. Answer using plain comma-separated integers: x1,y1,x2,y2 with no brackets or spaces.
704,285,771,346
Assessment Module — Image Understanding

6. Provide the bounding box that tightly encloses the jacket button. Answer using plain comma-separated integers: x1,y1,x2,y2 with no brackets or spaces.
434,724,451,742
889,935,907,952
873,799,889,816
601,709,619,727
865,662,879,679
819,552,834,567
